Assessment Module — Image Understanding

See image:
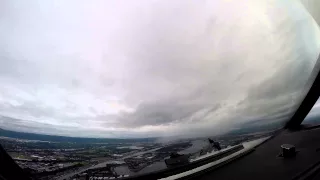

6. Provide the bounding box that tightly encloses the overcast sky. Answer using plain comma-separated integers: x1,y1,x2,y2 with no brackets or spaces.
0,0,320,138
304,98,320,120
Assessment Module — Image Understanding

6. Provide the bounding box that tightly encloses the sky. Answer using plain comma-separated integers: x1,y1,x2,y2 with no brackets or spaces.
304,98,320,120
0,0,320,138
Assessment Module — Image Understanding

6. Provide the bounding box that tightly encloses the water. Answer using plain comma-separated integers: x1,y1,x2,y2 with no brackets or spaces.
93,160,126,168
116,146,144,150
179,140,208,154
114,161,167,176
138,161,167,174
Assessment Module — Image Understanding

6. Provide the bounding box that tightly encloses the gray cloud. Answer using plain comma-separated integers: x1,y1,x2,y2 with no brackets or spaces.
0,0,319,138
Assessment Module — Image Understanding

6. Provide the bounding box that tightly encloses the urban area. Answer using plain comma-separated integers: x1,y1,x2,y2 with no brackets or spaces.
0,128,275,180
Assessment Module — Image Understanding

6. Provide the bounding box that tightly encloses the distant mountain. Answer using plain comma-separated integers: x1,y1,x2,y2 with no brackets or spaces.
0,128,156,144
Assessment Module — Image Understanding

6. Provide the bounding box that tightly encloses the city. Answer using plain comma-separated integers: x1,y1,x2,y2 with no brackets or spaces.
0,128,275,180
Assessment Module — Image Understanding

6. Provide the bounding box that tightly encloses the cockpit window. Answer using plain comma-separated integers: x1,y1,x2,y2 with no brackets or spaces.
302,98,320,125
0,0,319,179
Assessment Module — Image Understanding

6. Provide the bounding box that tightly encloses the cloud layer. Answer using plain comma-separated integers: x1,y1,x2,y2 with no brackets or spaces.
0,0,320,138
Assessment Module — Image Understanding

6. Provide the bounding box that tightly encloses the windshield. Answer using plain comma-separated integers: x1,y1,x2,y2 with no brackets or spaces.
303,98,320,125
0,0,320,179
